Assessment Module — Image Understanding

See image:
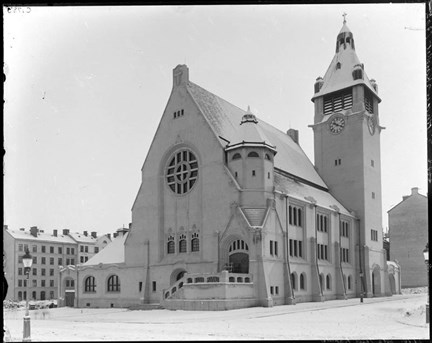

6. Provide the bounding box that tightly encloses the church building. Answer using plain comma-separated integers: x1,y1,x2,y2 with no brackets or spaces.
59,19,400,310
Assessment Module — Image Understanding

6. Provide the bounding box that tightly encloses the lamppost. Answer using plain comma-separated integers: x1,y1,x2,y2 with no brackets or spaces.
22,248,33,342
423,243,429,324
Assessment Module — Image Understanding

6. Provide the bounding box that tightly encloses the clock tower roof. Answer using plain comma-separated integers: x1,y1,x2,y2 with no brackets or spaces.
311,18,380,102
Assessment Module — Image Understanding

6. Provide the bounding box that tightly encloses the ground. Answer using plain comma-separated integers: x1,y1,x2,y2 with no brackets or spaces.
3,293,429,341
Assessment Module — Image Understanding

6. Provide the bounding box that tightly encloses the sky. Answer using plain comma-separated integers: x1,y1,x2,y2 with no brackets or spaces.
4,4,427,236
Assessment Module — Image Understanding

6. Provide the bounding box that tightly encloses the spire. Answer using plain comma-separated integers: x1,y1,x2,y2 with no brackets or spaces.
311,18,381,103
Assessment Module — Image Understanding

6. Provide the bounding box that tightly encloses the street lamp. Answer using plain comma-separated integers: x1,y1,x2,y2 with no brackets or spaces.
423,243,429,324
22,248,33,342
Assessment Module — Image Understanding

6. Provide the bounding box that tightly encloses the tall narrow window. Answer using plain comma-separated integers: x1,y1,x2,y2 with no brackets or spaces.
300,273,305,290
179,234,187,253
191,233,199,252
167,236,175,254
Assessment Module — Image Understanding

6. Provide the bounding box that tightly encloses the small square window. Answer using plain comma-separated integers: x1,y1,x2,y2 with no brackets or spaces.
372,192,375,199
371,159,374,167
252,170,256,176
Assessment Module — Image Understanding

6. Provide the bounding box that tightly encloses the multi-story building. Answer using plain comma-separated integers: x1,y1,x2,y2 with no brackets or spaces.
68,231,110,264
3,225,111,301
388,187,428,287
59,18,401,310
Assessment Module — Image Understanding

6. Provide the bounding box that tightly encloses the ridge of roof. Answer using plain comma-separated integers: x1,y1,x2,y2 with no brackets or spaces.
186,81,328,188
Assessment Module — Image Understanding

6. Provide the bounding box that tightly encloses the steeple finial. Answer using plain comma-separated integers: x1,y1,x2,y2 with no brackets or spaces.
342,12,347,24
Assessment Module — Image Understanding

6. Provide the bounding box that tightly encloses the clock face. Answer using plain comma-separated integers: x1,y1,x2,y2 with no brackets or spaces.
329,116,345,134
367,116,375,135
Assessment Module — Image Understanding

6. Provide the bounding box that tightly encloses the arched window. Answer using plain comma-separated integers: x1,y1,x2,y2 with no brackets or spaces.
107,275,120,292
326,274,331,290
247,151,259,158
167,235,175,254
348,275,352,290
229,239,248,252
179,234,187,253
232,153,242,160
291,273,297,290
84,276,96,292
191,233,199,252
300,273,306,290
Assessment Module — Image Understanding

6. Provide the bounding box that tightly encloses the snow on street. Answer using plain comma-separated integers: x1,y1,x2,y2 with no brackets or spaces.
3,294,429,341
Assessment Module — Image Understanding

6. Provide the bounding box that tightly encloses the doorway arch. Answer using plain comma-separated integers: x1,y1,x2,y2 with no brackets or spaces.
372,266,381,296
228,239,249,274
170,268,187,285
389,274,396,294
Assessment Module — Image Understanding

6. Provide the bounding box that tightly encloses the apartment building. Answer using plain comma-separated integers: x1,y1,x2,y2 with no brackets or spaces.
3,225,110,301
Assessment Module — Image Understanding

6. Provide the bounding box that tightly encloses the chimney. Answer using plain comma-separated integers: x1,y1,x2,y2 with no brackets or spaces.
402,195,409,201
83,231,88,237
173,64,189,88
113,232,118,238
20,228,25,231
91,231,97,238
3,225,8,231
107,233,111,240
128,223,132,229
63,229,70,235
53,229,58,237
30,226,38,238
287,129,299,144
411,187,419,195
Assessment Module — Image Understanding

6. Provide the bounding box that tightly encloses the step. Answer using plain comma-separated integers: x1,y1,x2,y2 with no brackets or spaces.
128,303,164,311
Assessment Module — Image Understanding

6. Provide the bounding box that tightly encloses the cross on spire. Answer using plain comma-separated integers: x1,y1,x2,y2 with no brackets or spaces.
342,12,347,24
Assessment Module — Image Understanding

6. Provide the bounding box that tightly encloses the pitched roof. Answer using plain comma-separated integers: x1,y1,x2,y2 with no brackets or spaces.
5,228,76,244
83,233,128,265
187,82,328,189
274,171,352,217
311,24,380,101
68,232,98,244
240,208,267,227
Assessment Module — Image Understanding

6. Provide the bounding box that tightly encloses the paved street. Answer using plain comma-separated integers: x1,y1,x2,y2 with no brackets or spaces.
4,294,429,341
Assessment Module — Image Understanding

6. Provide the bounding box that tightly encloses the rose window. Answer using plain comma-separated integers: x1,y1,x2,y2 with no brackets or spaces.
166,149,198,194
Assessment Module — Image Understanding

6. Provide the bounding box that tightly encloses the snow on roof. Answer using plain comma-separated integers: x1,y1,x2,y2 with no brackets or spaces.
83,233,128,265
312,25,380,101
68,232,97,243
187,82,328,189
274,172,353,217
5,229,76,244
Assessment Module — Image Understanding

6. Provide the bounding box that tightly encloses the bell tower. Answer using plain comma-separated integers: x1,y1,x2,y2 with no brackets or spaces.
310,16,386,297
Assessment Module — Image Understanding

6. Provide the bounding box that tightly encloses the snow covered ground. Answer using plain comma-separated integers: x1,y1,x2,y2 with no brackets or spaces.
3,293,429,341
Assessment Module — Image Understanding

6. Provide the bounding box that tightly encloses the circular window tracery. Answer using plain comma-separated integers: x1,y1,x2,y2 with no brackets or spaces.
166,149,198,195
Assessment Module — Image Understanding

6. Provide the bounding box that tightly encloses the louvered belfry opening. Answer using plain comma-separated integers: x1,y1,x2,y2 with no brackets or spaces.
323,88,353,115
